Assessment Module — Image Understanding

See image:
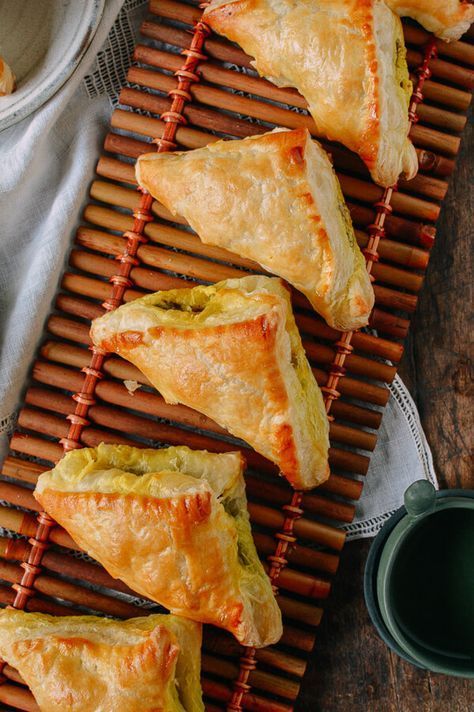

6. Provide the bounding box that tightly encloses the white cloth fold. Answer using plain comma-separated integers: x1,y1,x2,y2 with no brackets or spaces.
0,0,437,538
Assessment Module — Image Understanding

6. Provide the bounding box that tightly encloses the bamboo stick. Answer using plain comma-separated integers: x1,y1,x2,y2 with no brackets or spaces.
346,200,436,248
406,48,474,90
403,24,474,66
44,317,390,407
253,532,339,575
202,676,293,712
421,80,472,113
0,557,141,619
140,19,474,113
0,501,77,549
111,108,214,149
10,433,61,464
205,631,307,677
0,582,72,616
3,665,24,685
89,177,429,281
119,81,459,170
202,653,300,700
0,537,144,601
0,681,38,712
1,457,44,484
131,50,465,138
416,149,455,179
146,1,474,88
26,370,377,453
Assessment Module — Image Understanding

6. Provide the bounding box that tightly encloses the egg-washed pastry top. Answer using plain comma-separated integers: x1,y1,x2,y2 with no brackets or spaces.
0,56,15,96
136,128,374,332
90,276,330,490
203,0,417,187
35,443,283,647
386,1,474,41
0,609,203,712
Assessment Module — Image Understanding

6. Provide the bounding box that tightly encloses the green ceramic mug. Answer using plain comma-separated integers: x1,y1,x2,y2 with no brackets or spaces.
364,481,474,677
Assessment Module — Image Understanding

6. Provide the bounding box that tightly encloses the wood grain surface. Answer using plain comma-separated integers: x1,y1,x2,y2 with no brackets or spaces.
297,110,473,711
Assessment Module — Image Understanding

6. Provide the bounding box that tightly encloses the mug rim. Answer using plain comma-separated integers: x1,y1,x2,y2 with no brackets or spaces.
364,488,474,677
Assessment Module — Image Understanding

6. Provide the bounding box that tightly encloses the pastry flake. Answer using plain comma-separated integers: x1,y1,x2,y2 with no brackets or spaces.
386,1,474,41
35,443,283,647
89,276,330,490
0,609,203,712
203,0,417,187
136,128,374,331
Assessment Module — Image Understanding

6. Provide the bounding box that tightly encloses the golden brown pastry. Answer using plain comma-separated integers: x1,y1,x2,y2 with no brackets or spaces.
90,276,330,490
136,128,374,331
0,55,15,96
386,1,474,41
35,443,283,647
203,0,417,187
0,609,203,712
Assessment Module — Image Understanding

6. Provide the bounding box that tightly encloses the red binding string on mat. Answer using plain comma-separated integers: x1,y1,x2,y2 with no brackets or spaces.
227,38,438,712
0,14,212,680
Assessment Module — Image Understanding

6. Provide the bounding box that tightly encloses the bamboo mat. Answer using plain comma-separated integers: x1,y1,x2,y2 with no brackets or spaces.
0,1,473,710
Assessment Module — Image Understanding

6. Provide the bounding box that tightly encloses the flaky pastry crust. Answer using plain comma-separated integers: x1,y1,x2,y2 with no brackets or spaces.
204,0,417,187
35,444,283,647
0,609,203,712
90,276,330,490
386,1,474,41
136,128,374,331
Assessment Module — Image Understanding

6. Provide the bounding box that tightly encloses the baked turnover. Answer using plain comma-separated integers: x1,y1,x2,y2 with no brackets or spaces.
136,128,374,331
90,276,330,490
203,0,417,187
35,444,283,647
385,1,474,41
0,609,203,712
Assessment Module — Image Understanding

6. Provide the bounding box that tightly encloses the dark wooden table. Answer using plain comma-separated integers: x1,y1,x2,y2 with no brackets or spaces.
297,111,474,711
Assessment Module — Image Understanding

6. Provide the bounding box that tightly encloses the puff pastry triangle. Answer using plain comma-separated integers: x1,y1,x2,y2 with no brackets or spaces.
136,128,374,331
35,444,283,647
0,609,203,712
90,276,330,490
203,0,417,187
385,1,474,41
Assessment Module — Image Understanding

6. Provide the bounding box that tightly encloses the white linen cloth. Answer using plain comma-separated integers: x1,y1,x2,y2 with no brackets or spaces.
0,0,437,539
